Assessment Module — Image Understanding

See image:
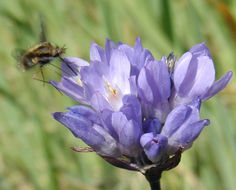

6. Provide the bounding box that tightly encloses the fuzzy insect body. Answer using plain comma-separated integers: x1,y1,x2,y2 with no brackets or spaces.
19,42,65,71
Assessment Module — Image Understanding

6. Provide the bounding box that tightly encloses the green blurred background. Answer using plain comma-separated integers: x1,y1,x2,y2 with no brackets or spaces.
0,0,236,189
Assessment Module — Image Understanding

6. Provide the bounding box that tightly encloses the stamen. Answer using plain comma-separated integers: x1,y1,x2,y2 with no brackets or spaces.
103,77,118,98
152,139,158,143
77,77,83,87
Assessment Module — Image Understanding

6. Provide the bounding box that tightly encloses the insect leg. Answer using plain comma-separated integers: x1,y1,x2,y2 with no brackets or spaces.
40,66,45,86
32,76,63,95
32,67,46,85
47,62,71,76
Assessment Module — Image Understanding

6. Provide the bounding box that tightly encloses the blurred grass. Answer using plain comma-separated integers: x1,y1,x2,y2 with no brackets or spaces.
0,0,236,189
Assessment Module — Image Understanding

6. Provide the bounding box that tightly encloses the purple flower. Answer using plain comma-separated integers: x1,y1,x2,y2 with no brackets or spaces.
137,56,171,123
170,43,233,108
51,38,153,112
51,38,232,172
53,95,142,158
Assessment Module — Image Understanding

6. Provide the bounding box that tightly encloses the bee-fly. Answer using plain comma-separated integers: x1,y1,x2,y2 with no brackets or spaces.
15,17,72,84
19,42,66,72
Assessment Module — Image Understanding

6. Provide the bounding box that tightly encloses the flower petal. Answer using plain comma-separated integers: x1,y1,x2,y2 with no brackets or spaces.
111,111,142,156
172,119,210,147
80,61,108,97
134,37,143,52
202,71,233,101
187,56,215,98
66,105,100,124
120,95,142,125
142,119,162,134
111,112,128,136
61,57,89,77
50,77,88,104
162,101,200,138
90,92,113,112
129,75,138,96
173,43,216,105
174,52,192,93
189,42,211,57
138,67,154,103
109,49,131,93
105,38,116,63
119,120,142,156
145,60,171,102
52,110,120,156
90,42,106,62
140,133,168,163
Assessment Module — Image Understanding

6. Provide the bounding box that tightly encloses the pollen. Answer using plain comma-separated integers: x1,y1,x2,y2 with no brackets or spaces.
106,82,118,98
103,77,118,98
77,78,83,86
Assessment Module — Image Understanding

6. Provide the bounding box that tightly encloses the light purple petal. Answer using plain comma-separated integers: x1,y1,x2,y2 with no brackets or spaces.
189,42,211,57
90,92,113,112
174,52,192,93
162,103,200,138
105,38,116,63
109,49,131,92
189,97,202,110
161,99,206,154
63,56,89,67
153,100,171,124
90,42,106,62
50,77,88,104
140,133,168,163
80,61,108,97
67,105,100,124
118,37,154,76
145,59,171,102
129,75,138,96
134,37,143,52
187,56,215,97
138,59,170,105
119,120,142,157
53,111,93,137
138,67,154,103
111,111,142,156
92,124,121,156
111,112,128,136
99,109,118,140
61,57,89,77
174,43,216,101
52,111,120,156
173,119,210,147
118,44,134,62
120,95,142,125
202,71,233,101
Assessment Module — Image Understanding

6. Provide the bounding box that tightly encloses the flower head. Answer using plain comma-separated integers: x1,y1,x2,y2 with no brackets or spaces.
51,38,232,173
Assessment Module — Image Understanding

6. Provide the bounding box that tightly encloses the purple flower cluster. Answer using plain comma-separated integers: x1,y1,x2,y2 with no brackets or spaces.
51,38,232,172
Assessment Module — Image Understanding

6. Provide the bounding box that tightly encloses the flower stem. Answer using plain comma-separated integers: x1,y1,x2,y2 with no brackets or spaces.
145,169,162,190
144,148,182,190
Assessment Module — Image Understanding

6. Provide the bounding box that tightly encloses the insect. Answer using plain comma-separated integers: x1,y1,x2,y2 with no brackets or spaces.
19,42,65,70
166,52,177,73
18,42,66,81
16,17,76,83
